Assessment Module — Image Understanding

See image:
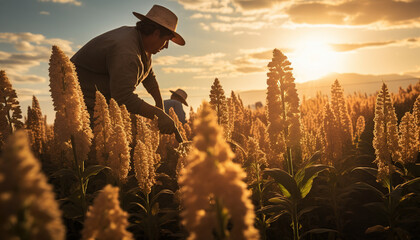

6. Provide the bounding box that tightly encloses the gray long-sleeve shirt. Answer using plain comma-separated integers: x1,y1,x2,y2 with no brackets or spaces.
164,99,186,124
71,26,162,119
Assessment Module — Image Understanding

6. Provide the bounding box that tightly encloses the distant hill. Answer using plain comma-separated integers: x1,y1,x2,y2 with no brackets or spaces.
238,72,420,107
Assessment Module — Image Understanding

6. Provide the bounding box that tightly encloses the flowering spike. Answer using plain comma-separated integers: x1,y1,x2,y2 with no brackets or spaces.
0,70,24,144
48,45,93,166
373,83,400,181
0,130,65,240
398,112,418,164
178,102,259,240
93,91,112,166
82,185,133,240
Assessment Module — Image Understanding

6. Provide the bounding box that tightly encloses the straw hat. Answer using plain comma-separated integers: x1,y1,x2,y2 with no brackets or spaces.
170,89,188,106
133,5,185,46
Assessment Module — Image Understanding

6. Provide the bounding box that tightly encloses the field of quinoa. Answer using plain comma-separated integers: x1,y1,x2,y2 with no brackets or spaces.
0,45,419,240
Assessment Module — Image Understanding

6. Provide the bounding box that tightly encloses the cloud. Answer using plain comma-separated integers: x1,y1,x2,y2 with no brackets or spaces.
39,11,50,15
177,0,233,13
15,88,45,101
10,73,47,83
154,55,188,65
178,0,420,31
329,37,420,52
190,13,212,19
155,48,278,78
161,67,204,73
231,0,285,11
0,32,75,83
330,41,397,52
38,0,82,6
286,0,420,28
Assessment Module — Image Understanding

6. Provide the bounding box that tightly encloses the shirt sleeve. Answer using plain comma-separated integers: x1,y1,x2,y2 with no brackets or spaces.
107,53,157,119
175,102,186,124
142,68,163,109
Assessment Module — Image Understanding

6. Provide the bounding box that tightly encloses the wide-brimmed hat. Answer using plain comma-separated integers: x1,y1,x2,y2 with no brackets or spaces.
170,89,188,106
133,5,185,46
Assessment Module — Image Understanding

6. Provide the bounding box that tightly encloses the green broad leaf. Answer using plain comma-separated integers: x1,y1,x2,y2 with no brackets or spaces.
266,211,287,224
157,210,179,225
151,189,174,205
399,192,416,203
298,206,319,219
395,177,420,191
264,168,300,200
363,202,388,218
301,228,338,238
352,167,378,178
83,165,110,179
268,196,292,210
365,225,389,234
256,205,290,216
151,202,160,216
307,151,323,164
50,168,77,180
297,164,330,198
132,202,148,214
352,182,385,199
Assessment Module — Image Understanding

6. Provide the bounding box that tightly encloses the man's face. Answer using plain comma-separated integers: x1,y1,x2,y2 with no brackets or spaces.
149,30,173,55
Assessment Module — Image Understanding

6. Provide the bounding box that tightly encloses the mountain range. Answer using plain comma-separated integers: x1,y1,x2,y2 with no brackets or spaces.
238,72,420,107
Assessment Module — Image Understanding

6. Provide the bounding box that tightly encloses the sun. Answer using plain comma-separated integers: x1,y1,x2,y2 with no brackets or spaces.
289,39,339,83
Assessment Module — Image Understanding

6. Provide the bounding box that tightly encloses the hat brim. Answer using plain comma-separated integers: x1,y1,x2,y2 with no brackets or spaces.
170,90,188,106
133,12,185,46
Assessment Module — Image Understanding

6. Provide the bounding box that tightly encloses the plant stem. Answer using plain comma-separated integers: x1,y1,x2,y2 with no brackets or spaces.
145,192,154,240
215,197,228,240
287,147,294,177
256,163,267,240
292,201,300,240
70,135,86,217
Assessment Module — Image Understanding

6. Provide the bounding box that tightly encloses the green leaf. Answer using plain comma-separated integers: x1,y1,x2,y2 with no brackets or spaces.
132,202,148,214
395,177,420,191
301,228,338,238
266,211,287,223
365,225,389,234
151,202,160,216
352,167,378,178
50,168,77,180
82,165,110,179
297,164,330,198
363,202,388,218
268,196,292,210
151,189,174,205
157,209,179,226
352,182,385,199
256,205,290,216
264,168,300,200
298,206,319,219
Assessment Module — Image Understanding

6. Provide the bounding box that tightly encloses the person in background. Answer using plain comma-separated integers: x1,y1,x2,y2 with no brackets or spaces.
164,88,188,124
70,5,185,134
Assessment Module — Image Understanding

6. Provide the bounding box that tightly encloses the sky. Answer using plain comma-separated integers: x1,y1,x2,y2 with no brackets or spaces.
1,0,420,123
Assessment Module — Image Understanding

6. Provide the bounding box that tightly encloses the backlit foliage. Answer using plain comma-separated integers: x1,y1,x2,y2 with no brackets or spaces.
0,131,65,240
0,70,24,147
49,45,93,167
3,46,420,240
178,102,259,240
373,83,400,182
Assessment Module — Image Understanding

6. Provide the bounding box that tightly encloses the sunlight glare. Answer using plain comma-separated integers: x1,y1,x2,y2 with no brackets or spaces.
290,39,339,83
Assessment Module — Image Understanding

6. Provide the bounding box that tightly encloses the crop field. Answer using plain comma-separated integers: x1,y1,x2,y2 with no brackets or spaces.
0,45,419,240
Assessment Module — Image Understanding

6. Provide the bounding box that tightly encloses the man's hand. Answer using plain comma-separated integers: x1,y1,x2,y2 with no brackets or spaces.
156,109,176,134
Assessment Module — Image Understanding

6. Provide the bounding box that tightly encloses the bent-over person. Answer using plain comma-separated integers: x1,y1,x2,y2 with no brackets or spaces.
70,5,185,134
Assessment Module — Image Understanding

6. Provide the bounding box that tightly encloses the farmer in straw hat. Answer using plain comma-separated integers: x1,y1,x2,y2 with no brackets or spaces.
71,5,185,134
164,88,188,124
